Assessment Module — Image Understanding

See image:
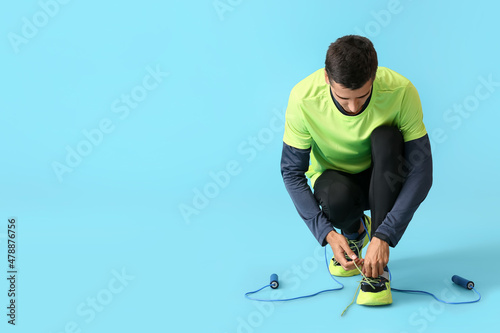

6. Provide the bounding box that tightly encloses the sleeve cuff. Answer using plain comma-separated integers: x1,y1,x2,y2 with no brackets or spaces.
372,232,393,247
319,227,334,247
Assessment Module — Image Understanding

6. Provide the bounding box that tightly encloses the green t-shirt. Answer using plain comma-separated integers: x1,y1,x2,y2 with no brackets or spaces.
283,66,427,188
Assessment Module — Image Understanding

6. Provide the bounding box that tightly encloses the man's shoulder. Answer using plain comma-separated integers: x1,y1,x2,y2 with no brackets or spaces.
375,67,413,91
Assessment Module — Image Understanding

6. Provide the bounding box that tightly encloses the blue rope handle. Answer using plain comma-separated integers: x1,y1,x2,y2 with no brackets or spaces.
358,217,481,304
244,247,343,302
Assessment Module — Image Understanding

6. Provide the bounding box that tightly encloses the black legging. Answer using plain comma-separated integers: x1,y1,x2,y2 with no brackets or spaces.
313,126,405,236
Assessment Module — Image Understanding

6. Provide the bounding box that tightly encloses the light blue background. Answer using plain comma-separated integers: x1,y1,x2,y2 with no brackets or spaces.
1,0,499,332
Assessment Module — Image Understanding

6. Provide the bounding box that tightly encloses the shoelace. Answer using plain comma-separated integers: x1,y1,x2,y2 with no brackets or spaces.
340,260,380,316
332,239,362,265
331,233,381,316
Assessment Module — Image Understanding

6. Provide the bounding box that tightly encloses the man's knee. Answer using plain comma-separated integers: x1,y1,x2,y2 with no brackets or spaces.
371,126,403,160
322,183,364,232
371,125,403,144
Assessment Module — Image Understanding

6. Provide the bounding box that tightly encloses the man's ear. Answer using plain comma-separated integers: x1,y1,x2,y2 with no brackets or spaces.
324,69,330,85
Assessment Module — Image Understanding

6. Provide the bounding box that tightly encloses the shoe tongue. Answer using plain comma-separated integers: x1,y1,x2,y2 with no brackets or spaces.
356,230,366,242
343,231,360,240
380,269,390,281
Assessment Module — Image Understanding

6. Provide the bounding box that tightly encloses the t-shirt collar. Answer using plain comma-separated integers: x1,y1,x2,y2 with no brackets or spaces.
329,85,373,116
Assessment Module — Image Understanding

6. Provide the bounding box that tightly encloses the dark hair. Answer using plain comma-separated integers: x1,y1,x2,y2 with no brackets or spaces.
325,35,378,90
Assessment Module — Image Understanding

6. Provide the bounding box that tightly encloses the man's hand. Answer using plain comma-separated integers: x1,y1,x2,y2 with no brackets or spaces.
326,230,363,271
362,237,389,278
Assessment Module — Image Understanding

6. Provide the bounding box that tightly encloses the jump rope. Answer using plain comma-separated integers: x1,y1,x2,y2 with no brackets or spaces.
245,218,481,315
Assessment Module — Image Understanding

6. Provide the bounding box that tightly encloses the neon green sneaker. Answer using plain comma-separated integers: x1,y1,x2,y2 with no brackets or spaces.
329,215,371,277
360,214,371,249
356,267,392,306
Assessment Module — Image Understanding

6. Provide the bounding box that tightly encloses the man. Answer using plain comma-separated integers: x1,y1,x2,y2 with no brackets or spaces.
280,35,432,306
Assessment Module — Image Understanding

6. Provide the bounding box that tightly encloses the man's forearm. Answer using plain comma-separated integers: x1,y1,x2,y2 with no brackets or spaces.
280,142,333,246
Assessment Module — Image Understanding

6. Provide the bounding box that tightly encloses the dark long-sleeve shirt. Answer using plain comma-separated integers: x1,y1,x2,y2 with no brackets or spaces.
280,134,432,247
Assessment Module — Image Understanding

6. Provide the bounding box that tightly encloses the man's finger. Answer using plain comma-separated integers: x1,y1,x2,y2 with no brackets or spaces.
377,262,384,277
342,261,356,271
342,244,357,260
334,250,349,268
363,264,371,277
370,263,380,278
333,248,356,271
